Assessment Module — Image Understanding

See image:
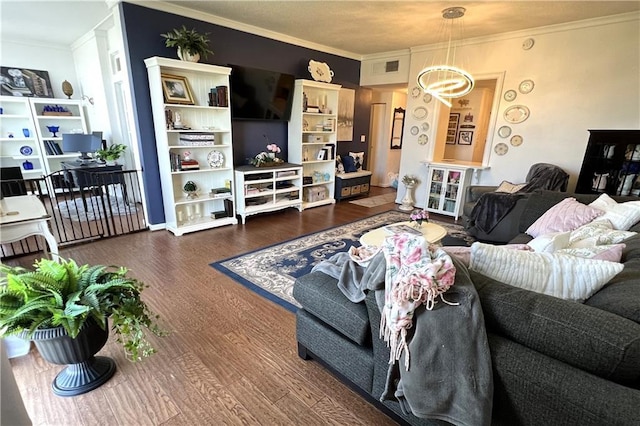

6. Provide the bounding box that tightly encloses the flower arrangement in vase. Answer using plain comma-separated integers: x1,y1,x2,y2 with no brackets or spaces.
409,209,429,229
250,143,284,167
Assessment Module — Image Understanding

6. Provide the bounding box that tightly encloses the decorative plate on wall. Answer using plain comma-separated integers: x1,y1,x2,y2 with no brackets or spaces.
504,105,530,124
421,122,430,132
20,145,33,156
522,38,535,50
423,93,432,104
510,135,523,147
498,125,512,138
207,150,224,168
418,134,429,145
519,79,535,94
410,126,419,135
503,90,517,102
494,143,509,156
412,106,428,120
411,87,422,98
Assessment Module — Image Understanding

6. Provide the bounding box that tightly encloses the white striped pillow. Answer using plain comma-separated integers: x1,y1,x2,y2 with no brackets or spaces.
470,242,623,302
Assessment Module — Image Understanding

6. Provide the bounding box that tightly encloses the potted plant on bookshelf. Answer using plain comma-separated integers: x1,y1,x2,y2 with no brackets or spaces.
95,143,127,165
0,258,165,396
160,25,213,62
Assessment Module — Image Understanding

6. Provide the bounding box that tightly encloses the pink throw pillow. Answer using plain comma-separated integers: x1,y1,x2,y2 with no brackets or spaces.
526,198,604,238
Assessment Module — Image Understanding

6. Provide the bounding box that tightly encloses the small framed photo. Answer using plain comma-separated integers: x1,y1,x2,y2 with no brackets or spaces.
458,130,473,145
161,74,194,105
317,150,326,160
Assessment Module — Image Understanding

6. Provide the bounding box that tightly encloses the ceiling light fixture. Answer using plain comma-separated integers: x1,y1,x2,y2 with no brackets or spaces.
417,6,474,107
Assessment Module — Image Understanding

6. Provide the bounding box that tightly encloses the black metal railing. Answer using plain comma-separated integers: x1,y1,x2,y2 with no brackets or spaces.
1,169,147,259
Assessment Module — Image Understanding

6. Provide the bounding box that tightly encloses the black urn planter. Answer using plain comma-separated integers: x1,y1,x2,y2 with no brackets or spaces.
29,319,116,397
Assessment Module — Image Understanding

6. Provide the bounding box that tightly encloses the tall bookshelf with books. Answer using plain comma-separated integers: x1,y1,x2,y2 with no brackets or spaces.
145,56,237,236
29,98,88,177
288,79,341,209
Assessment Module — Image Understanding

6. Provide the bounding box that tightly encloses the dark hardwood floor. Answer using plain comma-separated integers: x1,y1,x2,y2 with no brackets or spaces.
6,187,457,425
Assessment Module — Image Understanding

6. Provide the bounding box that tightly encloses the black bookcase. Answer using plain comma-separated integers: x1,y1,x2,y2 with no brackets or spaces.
575,130,640,196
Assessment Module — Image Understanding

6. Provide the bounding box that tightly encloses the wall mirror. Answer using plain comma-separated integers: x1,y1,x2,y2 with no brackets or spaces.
390,107,405,149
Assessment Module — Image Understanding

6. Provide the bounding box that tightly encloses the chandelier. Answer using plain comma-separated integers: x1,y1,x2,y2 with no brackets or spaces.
417,6,474,107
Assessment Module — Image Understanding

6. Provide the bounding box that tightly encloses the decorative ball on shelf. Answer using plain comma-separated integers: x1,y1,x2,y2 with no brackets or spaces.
183,180,198,199
62,80,73,99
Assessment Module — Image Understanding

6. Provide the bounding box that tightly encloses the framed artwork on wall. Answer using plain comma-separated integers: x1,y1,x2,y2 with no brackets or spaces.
337,87,355,141
0,66,53,97
446,113,460,144
458,130,473,145
161,74,194,105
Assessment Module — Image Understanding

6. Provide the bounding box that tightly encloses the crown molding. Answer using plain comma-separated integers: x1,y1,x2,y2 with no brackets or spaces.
124,0,362,60
410,10,640,54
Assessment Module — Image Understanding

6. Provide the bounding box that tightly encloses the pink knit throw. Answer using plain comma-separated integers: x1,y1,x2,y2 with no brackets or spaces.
380,233,457,370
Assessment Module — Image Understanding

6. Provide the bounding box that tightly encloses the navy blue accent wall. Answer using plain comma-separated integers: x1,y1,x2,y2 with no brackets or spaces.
120,2,370,225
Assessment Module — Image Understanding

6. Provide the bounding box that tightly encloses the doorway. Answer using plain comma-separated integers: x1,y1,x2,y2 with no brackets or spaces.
434,79,497,163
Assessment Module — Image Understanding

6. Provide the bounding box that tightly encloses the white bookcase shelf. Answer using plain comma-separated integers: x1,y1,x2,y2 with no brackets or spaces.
145,56,237,236
0,96,88,180
288,79,341,210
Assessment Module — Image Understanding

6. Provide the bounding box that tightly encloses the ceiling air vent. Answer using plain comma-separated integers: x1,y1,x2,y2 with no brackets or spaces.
385,60,399,73
371,60,400,75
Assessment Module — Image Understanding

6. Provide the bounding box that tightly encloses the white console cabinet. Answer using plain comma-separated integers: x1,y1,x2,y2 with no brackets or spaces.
234,163,303,224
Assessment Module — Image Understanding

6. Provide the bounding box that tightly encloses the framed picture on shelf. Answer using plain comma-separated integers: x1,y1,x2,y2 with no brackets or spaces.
161,74,194,105
458,130,473,145
317,150,326,160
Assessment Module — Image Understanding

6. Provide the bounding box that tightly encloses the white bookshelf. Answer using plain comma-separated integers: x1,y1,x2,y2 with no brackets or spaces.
287,79,341,210
145,56,237,235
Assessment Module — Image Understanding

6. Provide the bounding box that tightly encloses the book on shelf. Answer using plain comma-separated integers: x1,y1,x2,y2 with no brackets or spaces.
43,140,54,155
213,86,228,107
52,141,63,155
180,159,200,171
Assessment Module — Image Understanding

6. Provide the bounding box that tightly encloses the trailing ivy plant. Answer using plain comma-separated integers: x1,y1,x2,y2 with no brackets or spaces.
0,258,165,361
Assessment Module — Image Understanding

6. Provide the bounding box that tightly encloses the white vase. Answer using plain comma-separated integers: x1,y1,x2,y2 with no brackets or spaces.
399,183,415,211
177,48,200,63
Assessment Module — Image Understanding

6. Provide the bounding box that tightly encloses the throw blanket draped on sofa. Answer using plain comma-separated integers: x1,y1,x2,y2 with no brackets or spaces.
313,241,493,426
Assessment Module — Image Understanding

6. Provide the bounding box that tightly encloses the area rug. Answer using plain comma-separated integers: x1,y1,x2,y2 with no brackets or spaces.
57,195,138,221
348,192,397,207
211,210,474,312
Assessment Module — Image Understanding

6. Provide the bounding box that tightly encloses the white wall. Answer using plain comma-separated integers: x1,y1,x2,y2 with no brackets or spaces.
397,14,640,209
1,40,79,99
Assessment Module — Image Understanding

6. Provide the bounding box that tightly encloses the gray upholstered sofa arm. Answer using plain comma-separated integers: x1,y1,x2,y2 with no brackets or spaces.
465,185,498,204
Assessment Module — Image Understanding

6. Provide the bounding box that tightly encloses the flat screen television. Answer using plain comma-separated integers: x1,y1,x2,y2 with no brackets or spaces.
229,65,295,121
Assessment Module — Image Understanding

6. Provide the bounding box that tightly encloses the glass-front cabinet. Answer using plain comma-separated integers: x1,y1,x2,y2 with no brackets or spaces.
425,164,472,220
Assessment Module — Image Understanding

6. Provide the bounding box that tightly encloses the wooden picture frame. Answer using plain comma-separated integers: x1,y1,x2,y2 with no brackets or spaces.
390,107,405,149
161,74,194,105
458,130,473,145
446,113,460,144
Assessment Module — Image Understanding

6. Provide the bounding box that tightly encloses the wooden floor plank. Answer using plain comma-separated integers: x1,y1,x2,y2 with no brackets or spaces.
6,187,453,425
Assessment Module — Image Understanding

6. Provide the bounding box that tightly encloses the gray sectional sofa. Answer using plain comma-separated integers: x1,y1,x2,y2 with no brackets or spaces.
293,191,640,425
